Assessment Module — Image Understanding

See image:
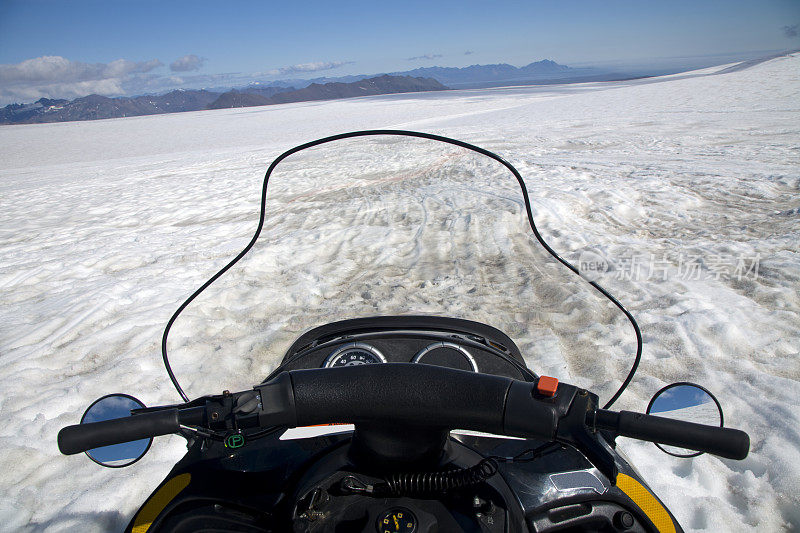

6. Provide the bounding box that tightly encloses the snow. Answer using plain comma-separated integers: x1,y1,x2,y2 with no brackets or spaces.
1,54,799,531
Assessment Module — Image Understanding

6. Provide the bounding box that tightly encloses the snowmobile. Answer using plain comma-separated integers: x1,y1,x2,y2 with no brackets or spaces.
58,131,750,532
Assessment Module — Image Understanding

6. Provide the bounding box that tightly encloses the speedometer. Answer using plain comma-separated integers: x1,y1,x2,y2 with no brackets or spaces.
323,343,387,368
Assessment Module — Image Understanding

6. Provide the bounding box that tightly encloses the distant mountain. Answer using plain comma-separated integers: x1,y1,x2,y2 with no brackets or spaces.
241,86,298,98
0,89,221,124
250,61,580,91
205,85,301,109
145,89,222,111
205,75,446,111
0,59,596,125
251,75,373,90
0,75,445,124
51,94,167,122
0,98,70,124
269,75,446,104
390,60,581,87
263,60,590,91
207,90,272,110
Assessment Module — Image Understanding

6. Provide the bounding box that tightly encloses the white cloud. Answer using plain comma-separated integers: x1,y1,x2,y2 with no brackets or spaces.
170,54,206,72
261,61,352,77
0,55,351,105
0,56,163,104
0,79,125,104
407,54,443,61
0,56,161,85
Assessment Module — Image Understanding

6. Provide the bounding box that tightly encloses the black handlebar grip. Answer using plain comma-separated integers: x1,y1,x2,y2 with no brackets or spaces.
281,364,515,433
598,410,750,460
58,409,180,456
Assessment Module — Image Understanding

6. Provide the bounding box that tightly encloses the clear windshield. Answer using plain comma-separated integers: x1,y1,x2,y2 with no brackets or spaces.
165,134,631,400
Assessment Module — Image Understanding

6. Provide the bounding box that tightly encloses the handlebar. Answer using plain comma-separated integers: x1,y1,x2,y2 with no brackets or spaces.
58,409,180,455
58,365,750,476
593,409,749,460
257,365,563,437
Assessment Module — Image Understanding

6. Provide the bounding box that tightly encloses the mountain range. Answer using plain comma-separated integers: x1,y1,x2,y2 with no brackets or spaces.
394,59,577,86
252,59,590,90
0,90,223,124
0,75,446,124
208,75,447,110
1,59,599,125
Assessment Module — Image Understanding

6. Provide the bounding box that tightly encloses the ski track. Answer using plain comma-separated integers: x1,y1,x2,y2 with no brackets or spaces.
0,56,798,531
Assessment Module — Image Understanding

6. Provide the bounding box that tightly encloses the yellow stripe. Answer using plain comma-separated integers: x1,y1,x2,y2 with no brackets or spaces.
616,473,675,533
131,473,191,533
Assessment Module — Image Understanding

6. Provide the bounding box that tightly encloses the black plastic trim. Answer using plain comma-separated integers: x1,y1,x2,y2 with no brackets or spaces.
283,315,523,362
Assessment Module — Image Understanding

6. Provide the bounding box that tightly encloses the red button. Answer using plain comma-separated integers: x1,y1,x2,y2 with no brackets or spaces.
537,376,559,397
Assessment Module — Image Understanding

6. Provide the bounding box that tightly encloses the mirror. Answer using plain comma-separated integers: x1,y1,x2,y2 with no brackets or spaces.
80,394,151,467
646,382,724,457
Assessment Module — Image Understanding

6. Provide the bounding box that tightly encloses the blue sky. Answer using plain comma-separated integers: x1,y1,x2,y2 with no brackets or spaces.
0,0,797,104
650,385,715,413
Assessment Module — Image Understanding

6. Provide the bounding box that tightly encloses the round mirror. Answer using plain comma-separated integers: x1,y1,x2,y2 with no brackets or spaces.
646,382,724,457
80,394,152,467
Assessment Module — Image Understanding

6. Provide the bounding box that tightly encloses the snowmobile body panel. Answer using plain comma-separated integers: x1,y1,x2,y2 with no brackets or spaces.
126,429,682,532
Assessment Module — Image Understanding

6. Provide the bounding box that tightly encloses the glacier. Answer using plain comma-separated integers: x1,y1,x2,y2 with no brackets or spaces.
0,54,798,531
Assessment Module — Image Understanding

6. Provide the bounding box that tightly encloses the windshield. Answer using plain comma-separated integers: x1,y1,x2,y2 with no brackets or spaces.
164,132,634,403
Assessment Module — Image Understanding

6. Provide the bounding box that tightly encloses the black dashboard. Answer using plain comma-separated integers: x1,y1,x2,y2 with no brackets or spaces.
269,316,535,382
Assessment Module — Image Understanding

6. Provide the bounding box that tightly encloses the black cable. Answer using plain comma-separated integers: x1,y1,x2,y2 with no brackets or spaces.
341,458,499,497
380,458,498,496
342,442,562,497
161,130,642,409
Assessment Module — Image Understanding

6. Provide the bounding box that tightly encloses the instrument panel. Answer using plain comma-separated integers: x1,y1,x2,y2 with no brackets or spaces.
323,340,480,373
279,329,532,381
273,316,534,381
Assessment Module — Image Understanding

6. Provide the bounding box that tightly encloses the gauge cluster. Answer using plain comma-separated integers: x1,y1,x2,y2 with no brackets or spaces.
323,340,478,373
305,336,528,379
276,317,533,381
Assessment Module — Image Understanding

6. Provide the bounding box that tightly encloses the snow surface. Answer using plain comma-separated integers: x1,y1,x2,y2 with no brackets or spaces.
1,55,799,531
